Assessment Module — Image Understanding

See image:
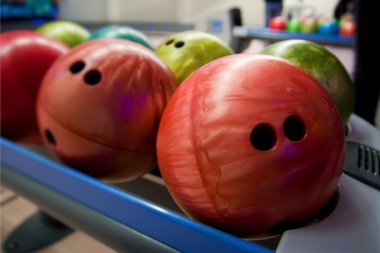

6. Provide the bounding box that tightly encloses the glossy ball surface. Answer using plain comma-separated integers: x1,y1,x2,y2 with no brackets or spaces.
318,20,340,35
157,54,345,238
268,16,287,30
37,39,176,182
300,17,318,33
340,20,355,37
286,17,301,32
37,20,90,47
0,31,69,144
155,31,233,85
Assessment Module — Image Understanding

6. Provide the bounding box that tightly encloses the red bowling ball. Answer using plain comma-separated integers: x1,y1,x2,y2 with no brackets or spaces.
0,31,69,144
340,19,355,37
37,39,176,182
157,55,345,238
268,16,287,30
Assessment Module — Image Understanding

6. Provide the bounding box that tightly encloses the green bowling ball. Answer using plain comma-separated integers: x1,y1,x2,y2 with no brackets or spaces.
155,31,233,85
300,17,318,33
37,21,90,48
286,17,301,32
261,39,354,125
88,25,154,50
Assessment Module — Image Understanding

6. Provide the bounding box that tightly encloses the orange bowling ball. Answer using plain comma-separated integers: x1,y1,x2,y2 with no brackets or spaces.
37,39,176,182
157,54,345,238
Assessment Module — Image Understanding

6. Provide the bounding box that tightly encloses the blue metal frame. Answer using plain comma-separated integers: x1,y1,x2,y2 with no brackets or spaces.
0,137,272,253
233,27,354,47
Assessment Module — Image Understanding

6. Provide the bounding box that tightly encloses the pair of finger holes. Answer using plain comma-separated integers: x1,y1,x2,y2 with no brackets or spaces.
69,60,102,85
165,39,185,48
250,116,306,151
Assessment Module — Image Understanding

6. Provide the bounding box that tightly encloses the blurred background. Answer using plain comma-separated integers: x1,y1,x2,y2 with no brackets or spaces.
0,0,342,27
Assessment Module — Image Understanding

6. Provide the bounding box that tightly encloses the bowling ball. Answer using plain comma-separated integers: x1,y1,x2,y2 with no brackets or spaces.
0,31,69,144
88,25,154,50
286,17,301,32
155,31,233,85
268,16,287,30
37,20,90,47
318,20,339,35
300,17,318,33
37,39,176,182
261,40,354,126
340,19,355,37
157,54,345,238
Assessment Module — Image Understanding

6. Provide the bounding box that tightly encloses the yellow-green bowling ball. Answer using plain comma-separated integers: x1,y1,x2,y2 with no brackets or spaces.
37,20,90,48
155,31,233,85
